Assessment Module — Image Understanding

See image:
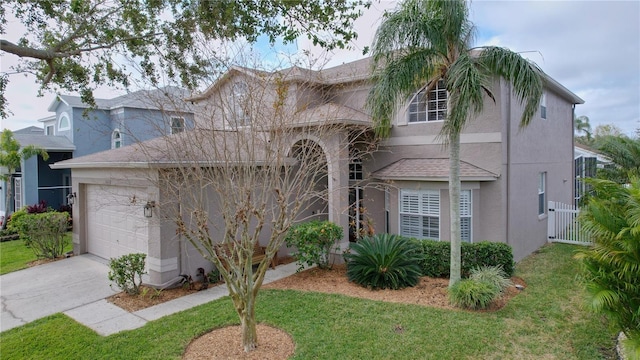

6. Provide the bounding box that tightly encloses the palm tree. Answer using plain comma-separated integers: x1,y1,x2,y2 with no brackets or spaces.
596,136,640,184
575,178,640,355
366,0,543,286
0,129,48,228
574,115,592,143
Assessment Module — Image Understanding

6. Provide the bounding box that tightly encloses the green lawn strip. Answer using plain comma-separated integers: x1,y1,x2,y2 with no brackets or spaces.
0,243,617,359
0,233,72,275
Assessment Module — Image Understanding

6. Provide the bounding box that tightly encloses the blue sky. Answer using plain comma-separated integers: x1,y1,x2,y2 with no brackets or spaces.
1,0,639,136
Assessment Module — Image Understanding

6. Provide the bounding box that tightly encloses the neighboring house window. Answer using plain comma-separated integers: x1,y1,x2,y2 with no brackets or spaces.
232,81,250,127
460,190,472,242
574,156,597,206
408,79,447,123
14,177,22,210
46,125,54,135
400,189,440,240
58,113,70,131
538,172,546,216
171,117,185,134
540,93,547,119
112,130,122,149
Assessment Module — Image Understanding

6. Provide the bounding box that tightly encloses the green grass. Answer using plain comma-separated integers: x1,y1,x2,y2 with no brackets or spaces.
0,233,72,275
0,243,617,359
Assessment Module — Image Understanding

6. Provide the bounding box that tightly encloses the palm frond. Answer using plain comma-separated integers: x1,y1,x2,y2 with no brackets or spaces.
477,46,543,127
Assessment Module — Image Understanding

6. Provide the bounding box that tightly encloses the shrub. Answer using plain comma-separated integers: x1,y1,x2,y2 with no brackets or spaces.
26,200,50,214
469,265,512,293
6,208,30,244
344,234,422,290
19,212,69,259
575,177,640,354
449,279,500,310
409,238,514,278
108,253,147,295
284,220,343,271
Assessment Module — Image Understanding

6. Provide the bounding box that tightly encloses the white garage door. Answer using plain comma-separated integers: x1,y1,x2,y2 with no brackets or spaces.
85,184,149,260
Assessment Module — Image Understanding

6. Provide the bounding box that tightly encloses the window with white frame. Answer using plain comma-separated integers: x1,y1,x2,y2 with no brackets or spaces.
400,190,440,239
112,129,122,149
460,190,472,242
538,172,546,216
540,93,547,119
46,125,54,135
170,117,185,134
58,113,70,130
408,79,447,123
232,81,250,127
13,177,22,210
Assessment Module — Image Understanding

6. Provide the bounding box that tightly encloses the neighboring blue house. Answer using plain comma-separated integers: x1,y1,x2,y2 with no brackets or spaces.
1,87,194,218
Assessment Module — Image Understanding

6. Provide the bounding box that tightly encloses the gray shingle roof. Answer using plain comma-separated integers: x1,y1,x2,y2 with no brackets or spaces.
49,86,193,112
14,134,75,151
372,158,499,181
51,128,286,169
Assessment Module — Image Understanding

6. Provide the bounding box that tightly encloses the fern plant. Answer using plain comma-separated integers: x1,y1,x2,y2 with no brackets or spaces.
344,234,422,290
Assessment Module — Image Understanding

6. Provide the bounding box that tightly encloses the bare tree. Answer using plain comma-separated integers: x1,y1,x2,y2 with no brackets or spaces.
134,62,373,352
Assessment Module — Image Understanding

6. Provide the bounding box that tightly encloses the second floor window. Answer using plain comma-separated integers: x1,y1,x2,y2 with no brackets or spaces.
409,79,447,123
171,117,185,134
112,130,122,149
232,81,250,127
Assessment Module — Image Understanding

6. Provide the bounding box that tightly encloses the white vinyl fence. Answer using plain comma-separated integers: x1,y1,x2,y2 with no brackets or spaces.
547,201,592,245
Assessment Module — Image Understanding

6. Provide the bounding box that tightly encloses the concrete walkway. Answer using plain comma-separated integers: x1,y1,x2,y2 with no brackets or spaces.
1,254,299,336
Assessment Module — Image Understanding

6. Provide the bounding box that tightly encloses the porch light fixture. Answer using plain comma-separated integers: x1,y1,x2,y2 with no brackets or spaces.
67,192,77,205
144,201,155,218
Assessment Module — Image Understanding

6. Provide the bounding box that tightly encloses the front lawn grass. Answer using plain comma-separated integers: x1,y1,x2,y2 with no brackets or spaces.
0,243,617,359
0,233,72,275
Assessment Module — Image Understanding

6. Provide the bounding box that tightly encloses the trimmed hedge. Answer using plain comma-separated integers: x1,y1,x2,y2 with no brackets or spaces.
406,237,514,278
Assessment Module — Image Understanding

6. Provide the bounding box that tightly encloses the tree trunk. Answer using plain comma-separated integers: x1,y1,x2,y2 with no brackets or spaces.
449,131,462,287
240,292,258,352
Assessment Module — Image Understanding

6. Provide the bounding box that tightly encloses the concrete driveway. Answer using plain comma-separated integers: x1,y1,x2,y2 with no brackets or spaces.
0,254,118,332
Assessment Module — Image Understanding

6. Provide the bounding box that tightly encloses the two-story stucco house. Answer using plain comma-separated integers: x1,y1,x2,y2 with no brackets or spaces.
1,87,194,219
52,57,583,287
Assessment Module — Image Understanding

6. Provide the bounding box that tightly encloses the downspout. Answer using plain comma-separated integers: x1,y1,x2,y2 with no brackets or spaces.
571,104,576,205
505,81,511,246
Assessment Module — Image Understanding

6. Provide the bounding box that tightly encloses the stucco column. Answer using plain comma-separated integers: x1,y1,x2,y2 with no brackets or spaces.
325,132,350,258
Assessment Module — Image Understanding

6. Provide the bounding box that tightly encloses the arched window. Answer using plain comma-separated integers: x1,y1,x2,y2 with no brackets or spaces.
58,113,71,131
408,79,447,123
112,129,122,149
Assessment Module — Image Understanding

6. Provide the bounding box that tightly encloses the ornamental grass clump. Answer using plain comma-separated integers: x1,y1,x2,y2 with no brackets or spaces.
344,234,422,290
448,279,499,310
469,265,512,293
449,265,511,309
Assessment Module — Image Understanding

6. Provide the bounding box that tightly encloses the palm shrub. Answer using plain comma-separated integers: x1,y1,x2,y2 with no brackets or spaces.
469,265,512,293
344,234,422,290
448,279,499,310
575,177,640,356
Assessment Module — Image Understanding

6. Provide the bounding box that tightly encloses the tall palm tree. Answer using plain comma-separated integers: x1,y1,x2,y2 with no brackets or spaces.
574,115,593,144
366,0,543,285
